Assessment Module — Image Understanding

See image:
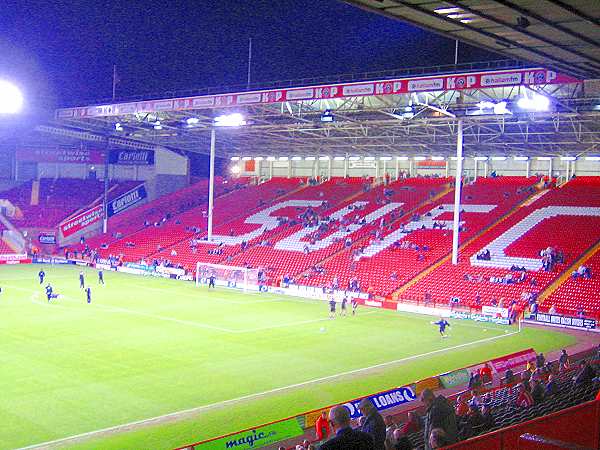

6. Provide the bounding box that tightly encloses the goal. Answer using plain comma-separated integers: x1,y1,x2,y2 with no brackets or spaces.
195,262,260,292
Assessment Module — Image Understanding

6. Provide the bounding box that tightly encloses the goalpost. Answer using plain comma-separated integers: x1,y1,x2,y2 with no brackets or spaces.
195,262,260,293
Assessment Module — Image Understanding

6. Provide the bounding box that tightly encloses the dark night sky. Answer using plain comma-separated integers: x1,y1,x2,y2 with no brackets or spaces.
1,0,499,111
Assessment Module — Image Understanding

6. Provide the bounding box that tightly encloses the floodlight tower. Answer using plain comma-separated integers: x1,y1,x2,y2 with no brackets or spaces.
0,80,24,114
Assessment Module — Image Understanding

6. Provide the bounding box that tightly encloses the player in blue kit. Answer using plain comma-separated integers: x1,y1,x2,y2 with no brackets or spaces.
432,318,451,338
86,287,92,304
208,274,216,289
341,295,348,317
38,269,45,284
328,296,336,319
98,270,104,285
79,271,85,289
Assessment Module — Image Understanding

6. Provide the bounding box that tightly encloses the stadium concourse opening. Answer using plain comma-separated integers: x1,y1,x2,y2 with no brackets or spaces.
1,62,600,450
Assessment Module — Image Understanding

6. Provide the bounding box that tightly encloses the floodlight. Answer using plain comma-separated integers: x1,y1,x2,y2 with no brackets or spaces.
333,156,346,161
491,156,507,161
153,120,162,130
396,156,409,161
230,156,240,161
0,80,23,114
230,165,241,175
536,156,552,161
320,109,334,122
114,122,123,132
348,156,361,161
305,156,316,161
379,156,393,161
560,156,576,161
585,156,600,161
431,156,445,161
186,117,199,125
414,156,426,161
450,156,465,161
319,156,330,161
434,7,462,14
254,157,263,161
517,93,550,112
364,156,375,161
241,156,252,161
474,156,488,161
291,156,302,161
278,156,289,161
266,156,276,161
214,113,246,127
513,156,529,161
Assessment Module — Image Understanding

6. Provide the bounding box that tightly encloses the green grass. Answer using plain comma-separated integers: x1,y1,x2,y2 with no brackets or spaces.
0,264,576,450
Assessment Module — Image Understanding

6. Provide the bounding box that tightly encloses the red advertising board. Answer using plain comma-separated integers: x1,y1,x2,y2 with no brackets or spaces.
56,68,579,119
489,348,536,373
59,205,104,237
16,147,105,164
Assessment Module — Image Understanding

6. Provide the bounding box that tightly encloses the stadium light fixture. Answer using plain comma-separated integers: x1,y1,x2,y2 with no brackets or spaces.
153,121,162,130
434,7,462,14
305,156,316,161
241,156,252,161
560,156,577,161
474,156,488,161
450,156,465,161
364,156,375,161
585,156,600,161
491,156,507,161
319,156,330,161
230,156,240,161
536,156,552,161
230,165,241,175
114,122,123,132
186,117,200,125
254,157,263,161
320,109,334,122
278,156,289,161
291,156,302,161
348,156,361,161
513,156,529,161
333,156,346,161
396,156,409,161
414,156,426,161
266,156,276,162
379,156,393,161
0,80,24,114
214,113,246,127
431,156,445,161
517,93,550,112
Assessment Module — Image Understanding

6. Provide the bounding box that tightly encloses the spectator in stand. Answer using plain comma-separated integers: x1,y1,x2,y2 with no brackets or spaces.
558,348,569,372
401,411,421,435
455,395,469,418
391,428,412,450
546,374,559,396
320,406,374,450
479,363,493,385
504,368,515,385
531,379,545,404
421,389,458,450
466,404,485,430
536,352,546,368
480,404,495,429
468,372,482,391
315,410,330,441
548,304,557,314
515,383,534,408
359,398,386,450
428,428,451,449
574,360,596,385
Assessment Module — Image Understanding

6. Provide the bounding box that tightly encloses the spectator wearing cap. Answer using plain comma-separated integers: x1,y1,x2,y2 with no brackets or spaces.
359,398,386,450
421,389,458,450
479,364,493,385
320,406,374,450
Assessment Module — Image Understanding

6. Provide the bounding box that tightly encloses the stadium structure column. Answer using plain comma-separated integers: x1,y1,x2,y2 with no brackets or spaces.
395,157,399,180
344,155,348,178
526,159,531,177
483,160,489,177
375,159,379,179
409,159,414,177
451,119,464,265
207,128,216,242
269,159,273,180
287,159,292,178
474,159,478,181
548,158,554,178
445,160,449,178
103,139,110,233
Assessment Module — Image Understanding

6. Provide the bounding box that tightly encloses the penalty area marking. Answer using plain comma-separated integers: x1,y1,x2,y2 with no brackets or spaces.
17,327,520,450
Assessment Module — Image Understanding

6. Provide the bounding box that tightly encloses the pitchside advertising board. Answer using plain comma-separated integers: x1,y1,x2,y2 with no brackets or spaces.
185,418,304,450
343,386,417,419
59,205,104,237
109,149,154,165
107,185,147,217
534,313,596,330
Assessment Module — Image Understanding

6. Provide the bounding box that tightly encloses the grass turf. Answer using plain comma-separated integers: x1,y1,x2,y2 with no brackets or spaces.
0,264,576,450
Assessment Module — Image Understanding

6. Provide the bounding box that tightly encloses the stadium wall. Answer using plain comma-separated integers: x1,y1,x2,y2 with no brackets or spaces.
241,158,600,180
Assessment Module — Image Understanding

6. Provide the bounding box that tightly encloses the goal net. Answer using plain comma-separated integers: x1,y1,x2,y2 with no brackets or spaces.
195,262,260,292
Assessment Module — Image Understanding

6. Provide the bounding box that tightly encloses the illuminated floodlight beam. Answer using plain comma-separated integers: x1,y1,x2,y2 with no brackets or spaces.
517,93,550,112
214,113,246,127
0,80,24,114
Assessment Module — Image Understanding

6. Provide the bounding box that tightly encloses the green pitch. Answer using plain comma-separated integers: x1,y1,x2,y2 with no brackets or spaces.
0,264,575,450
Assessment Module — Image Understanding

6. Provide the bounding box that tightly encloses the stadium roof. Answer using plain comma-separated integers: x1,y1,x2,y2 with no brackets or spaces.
33,64,600,160
344,0,600,80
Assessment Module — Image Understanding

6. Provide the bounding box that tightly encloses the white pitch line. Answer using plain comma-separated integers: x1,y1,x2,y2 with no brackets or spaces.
236,310,379,333
17,328,519,450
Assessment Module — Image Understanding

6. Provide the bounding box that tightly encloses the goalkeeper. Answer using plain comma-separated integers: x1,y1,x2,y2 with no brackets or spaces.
208,273,216,289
